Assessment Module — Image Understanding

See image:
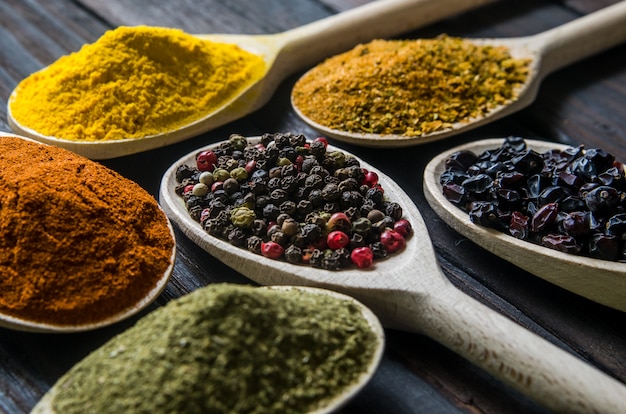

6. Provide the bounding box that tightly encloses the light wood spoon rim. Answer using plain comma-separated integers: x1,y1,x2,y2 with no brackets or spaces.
0,132,176,333
423,137,626,313
6,0,494,160
159,136,626,412
31,285,385,414
292,1,626,148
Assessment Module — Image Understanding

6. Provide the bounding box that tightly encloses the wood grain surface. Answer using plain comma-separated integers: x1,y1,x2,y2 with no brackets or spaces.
1,0,625,413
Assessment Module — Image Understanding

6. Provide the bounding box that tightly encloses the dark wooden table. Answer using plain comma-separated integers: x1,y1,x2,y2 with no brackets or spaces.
1,0,625,412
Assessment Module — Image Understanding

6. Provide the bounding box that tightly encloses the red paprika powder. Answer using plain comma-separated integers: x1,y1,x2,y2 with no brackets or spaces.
0,136,175,327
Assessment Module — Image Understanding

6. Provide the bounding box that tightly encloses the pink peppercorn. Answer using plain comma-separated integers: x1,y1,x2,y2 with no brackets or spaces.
196,150,218,172
351,247,374,268
314,137,328,148
393,219,413,238
261,241,284,259
211,181,224,192
327,231,350,249
362,170,379,187
327,212,351,232
245,160,256,174
380,229,406,253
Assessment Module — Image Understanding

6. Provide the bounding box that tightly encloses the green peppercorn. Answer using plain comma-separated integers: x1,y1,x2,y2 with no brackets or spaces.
231,207,256,228
277,157,292,166
199,171,214,186
352,217,372,236
213,168,230,182
328,151,346,168
229,134,248,151
192,183,209,197
230,167,248,181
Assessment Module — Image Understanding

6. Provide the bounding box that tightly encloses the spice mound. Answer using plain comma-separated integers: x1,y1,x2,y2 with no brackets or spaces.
39,284,381,414
292,35,530,137
440,136,626,261
9,26,265,141
0,136,175,326
174,132,412,270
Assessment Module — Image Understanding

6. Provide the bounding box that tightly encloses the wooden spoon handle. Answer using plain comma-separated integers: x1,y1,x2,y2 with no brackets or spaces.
534,1,626,76
414,284,626,413
274,0,495,73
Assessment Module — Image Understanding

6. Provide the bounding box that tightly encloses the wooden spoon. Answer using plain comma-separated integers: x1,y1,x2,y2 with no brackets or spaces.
0,236,175,333
159,137,626,413
292,2,626,148
423,137,626,313
0,132,176,333
31,285,385,414
6,0,494,160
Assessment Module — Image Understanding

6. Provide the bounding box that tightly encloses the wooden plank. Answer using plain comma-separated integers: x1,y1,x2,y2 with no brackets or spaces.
0,0,625,413
77,0,333,33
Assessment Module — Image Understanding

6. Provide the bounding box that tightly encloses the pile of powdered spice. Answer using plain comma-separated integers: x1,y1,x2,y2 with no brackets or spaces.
9,26,265,141
0,135,175,326
35,284,381,414
292,35,530,137
174,132,413,270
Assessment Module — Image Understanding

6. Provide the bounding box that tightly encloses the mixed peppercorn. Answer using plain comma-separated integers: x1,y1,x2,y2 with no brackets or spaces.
174,133,412,269
440,136,626,261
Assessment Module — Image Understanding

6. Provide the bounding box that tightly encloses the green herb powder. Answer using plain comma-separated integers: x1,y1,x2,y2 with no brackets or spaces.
45,284,379,413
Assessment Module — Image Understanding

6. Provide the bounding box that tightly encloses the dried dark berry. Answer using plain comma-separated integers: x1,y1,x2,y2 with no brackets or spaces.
440,169,470,186
495,188,522,210
526,174,548,199
531,203,558,232
560,196,586,212
598,166,626,190
511,149,544,175
542,234,581,254
495,171,524,188
441,137,626,263
445,150,478,170
584,186,620,215
462,174,493,194
502,136,527,153
557,171,583,189
509,211,529,239
588,233,620,261
468,201,499,227
442,183,467,204
538,186,569,206
561,211,591,238
606,213,626,236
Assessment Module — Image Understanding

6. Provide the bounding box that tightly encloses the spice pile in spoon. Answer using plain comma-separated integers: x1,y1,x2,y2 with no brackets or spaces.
292,35,529,137
9,26,265,142
174,132,412,269
440,136,626,261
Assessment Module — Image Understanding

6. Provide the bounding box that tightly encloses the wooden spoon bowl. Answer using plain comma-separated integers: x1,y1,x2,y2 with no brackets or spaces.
292,2,626,148
159,137,626,412
0,132,176,333
423,137,626,313
31,285,385,414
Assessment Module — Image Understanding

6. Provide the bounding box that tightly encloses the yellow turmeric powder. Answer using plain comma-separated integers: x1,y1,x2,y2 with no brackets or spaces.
9,26,265,141
292,36,529,137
